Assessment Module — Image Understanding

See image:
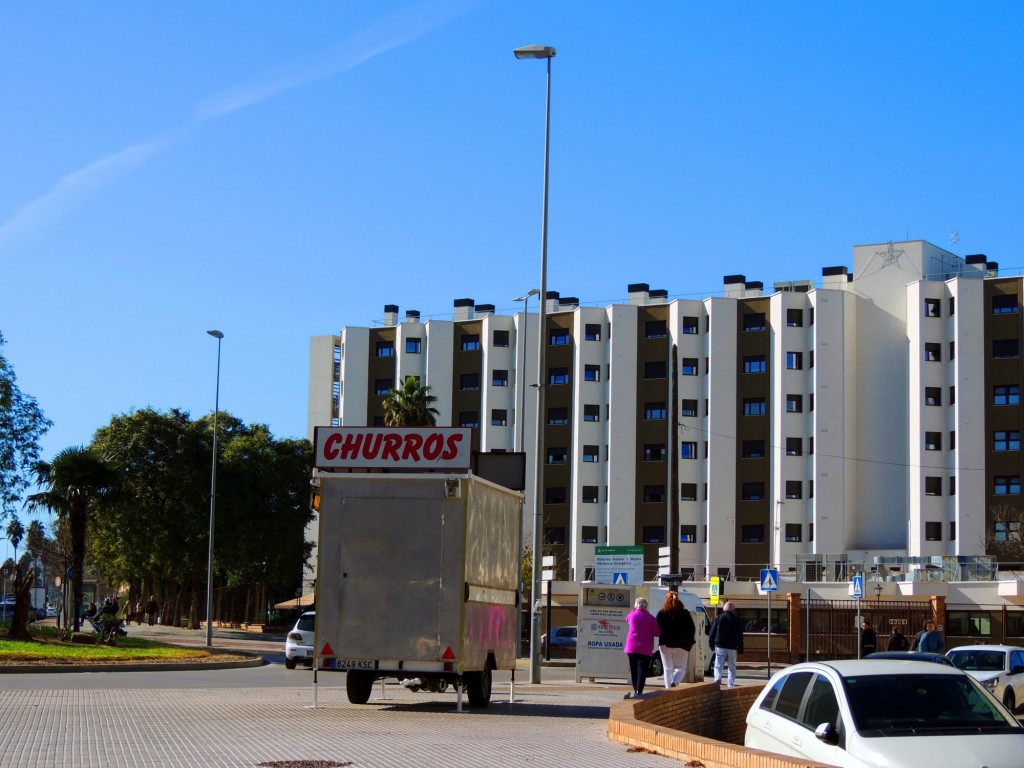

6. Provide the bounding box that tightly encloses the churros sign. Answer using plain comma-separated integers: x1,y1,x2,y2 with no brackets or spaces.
314,427,472,470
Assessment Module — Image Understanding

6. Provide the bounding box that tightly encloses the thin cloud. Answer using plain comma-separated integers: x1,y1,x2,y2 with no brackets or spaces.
0,0,484,250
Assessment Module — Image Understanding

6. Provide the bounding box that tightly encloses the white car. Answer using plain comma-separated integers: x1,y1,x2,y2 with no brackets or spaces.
284,611,315,669
745,659,1024,768
946,644,1024,712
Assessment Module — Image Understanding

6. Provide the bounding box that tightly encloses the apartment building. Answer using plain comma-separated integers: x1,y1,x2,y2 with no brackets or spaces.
308,240,1023,586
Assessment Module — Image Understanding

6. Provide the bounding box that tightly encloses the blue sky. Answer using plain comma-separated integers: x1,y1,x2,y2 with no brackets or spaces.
3,0,1023,471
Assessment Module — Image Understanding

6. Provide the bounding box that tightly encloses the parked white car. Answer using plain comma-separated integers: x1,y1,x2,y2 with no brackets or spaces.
284,611,315,669
946,644,1024,712
745,659,1024,767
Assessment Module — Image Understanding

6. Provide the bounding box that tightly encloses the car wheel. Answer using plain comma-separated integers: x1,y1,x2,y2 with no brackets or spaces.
285,657,297,670
649,655,663,677
1004,687,1016,714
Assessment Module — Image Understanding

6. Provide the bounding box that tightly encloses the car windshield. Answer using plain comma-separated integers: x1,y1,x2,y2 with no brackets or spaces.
842,673,1018,736
947,650,1005,672
296,615,315,631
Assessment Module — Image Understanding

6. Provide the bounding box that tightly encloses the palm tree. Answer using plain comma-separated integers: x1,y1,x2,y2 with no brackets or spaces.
26,447,116,632
382,377,440,427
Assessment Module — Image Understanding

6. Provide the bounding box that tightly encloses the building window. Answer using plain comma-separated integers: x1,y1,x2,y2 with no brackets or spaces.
581,525,599,542
950,476,956,495
743,398,766,416
949,341,955,360
406,337,422,354
786,395,803,413
742,482,765,501
583,445,599,463
925,431,942,451
492,330,509,347
925,476,942,496
579,404,598,422
491,409,507,426
547,407,568,425
491,369,509,387
743,355,766,374
742,440,765,459
374,378,394,395
645,320,667,339
809,350,814,368
549,367,569,385
680,483,698,501
549,328,570,346
547,447,567,465
582,486,599,504
993,294,1020,314
545,487,566,504
924,298,940,317
584,323,601,341
995,521,1022,542
924,342,941,362
950,521,956,540
787,308,803,327
680,524,697,543
786,352,803,370
995,476,1022,495
645,361,667,379
743,313,766,331
785,523,802,542
682,316,699,334
459,411,479,428
376,340,395,357
925,522,942,541
643,485,665,503
644,402,666,420
742,525,765,543
995,430,1021,451
461,334,480,351
994,385,1021,405
584,364,600,382
786,437,802,456
785,480,802,499
680,399,698,417
993,339,1020,359
460,373,480,391
925,387,941,406
681,358,698,376
949,297,955,315
644,443,666,462
643,525,665,544
544,526,566,544
680,441,697,460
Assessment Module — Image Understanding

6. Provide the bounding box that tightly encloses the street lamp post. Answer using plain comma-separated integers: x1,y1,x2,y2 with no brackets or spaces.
206,329,224,648
513,289,540,452
514,43,556,685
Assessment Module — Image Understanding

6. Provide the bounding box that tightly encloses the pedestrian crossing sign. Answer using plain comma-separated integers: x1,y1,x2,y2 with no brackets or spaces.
760,568,779,592
709,576,721,606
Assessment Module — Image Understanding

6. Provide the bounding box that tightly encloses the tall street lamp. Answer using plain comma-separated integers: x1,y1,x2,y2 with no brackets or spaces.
513,289,540,452
514,42,556,685
206,329,224,648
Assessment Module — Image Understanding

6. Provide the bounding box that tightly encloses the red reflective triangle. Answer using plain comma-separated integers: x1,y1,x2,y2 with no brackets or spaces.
442,646,456,660
321,642,334,657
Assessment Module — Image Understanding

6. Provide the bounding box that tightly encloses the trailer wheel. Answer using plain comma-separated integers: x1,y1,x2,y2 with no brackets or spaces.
465,666,492,707
346,670,374,704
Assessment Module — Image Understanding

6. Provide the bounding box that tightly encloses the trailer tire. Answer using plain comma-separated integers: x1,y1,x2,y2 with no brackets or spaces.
346,670,374,704
465,666,492,708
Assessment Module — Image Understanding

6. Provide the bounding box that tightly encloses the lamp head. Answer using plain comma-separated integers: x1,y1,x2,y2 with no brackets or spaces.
514,289,541,301
514,45,556,60
207,330,224,339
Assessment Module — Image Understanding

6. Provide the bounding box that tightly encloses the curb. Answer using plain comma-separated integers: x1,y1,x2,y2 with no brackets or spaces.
0,652,267,674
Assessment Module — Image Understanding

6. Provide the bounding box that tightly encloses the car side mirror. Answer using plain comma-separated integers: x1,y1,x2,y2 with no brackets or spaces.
1012,666,1024,675
814,722,838,745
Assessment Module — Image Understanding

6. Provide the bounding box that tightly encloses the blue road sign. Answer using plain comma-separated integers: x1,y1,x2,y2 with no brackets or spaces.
852,574,864,599
612,572,628,585
760,568,779,592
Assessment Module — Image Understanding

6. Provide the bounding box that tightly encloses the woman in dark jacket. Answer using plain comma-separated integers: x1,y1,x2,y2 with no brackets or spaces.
656,591,696,688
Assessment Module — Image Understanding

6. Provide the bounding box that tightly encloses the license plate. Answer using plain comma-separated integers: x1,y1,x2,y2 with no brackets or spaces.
337,659,375,670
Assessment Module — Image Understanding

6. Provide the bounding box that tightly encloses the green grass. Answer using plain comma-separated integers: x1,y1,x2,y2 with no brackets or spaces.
0,625,217,663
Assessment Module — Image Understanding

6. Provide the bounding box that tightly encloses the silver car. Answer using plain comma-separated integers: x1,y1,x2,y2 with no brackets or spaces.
946,644,1024,712
284,611,315,669
745,659,1024,767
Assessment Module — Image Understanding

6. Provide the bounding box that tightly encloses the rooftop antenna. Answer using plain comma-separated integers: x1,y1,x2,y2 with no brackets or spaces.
949,231,960,256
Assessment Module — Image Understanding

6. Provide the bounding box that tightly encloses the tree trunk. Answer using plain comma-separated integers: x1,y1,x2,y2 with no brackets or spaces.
9,565,36,640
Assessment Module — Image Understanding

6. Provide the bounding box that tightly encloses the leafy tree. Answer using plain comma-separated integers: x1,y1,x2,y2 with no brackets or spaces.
6,518,23,562
0,331,52,516
26,447,117,631
382,376,439,426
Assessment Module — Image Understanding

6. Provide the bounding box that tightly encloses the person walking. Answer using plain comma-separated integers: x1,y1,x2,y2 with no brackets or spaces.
918,619,945,653
860,619,877,657
124,595,134,626
656,591,696,688
623,597,660,699
887,625,910,651
145,595,159,626
708,601,744,688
